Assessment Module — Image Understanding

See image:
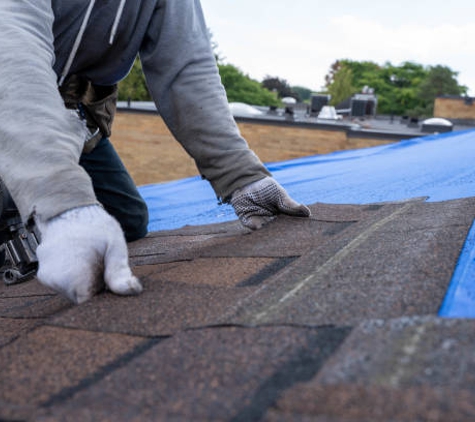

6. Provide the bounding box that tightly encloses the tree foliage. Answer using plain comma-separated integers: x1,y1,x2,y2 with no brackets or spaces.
324,59,467,117
118,57,151,101
262,76,299,101
117,58,279,107
327,64,355,106
218,65,279,106
291,86,313,102
118,50,467,119
416,65,467,116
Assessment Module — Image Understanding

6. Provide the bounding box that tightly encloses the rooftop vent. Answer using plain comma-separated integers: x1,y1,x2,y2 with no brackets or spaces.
421,117,453,133
351,93,377,118
318,105,341,120
310,95,330,116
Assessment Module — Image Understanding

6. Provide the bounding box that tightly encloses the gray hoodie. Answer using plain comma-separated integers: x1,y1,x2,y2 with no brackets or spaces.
0,0,269,224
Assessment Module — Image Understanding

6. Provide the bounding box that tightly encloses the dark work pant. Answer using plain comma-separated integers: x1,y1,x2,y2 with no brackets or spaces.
79,137,149,242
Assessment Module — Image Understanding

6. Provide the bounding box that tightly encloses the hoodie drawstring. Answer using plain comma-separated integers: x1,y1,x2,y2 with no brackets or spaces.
58,0,127,86
109,0,127,45
58,0,96,86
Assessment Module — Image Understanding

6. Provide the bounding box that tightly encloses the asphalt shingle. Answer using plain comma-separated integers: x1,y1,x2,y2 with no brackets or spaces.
270,316,475,421
1,197,475,421
36,326,350,422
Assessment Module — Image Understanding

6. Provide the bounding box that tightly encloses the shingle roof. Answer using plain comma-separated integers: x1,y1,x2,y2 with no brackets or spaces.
1,196,475,421
2,122,475,420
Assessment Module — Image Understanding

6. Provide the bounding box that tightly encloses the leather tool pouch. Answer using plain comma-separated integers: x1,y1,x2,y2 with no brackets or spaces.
59,75,118,153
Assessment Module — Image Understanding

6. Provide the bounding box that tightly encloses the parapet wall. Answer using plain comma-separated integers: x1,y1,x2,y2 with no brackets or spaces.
434,97,475,121
111,110,395,186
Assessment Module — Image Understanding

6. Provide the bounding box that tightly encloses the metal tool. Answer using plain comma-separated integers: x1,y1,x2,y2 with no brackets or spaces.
0,179,40,285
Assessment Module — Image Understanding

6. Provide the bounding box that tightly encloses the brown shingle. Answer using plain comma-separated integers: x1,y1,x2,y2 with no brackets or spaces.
1,197,475,421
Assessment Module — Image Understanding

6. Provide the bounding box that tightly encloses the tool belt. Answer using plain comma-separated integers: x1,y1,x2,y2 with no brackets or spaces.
59,75,118,153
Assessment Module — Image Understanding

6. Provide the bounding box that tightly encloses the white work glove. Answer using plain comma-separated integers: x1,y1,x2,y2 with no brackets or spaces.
230,176,311,230
35,205,142,304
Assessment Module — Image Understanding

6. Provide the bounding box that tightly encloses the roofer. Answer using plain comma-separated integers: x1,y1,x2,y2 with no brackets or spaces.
0,0,311,304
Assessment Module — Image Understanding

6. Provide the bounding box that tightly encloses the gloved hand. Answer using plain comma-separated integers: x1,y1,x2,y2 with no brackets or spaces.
35,205,142,304
230,176,311,230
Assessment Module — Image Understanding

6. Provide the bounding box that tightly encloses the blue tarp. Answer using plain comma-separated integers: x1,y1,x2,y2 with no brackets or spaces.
138,128,475,318
439,220,475,318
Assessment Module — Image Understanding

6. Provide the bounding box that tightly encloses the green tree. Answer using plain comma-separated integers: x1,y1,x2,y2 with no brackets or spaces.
118,57,151,101
262,76,298,100
118,59,278,106
324,60,341,87
324,59,466,117
327,65,355,106
415,65,468,116
334,60,381,89
219,64,279,106
380,62,428,115
291,86,313,103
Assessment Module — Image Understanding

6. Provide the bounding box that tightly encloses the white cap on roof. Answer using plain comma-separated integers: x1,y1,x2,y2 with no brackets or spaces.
422,117,453,126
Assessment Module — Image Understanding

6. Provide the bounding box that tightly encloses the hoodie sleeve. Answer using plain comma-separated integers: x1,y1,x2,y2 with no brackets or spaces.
0,0,98,223
139,0,271,201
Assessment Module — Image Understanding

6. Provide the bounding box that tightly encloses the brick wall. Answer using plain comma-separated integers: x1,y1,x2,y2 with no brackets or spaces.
110,112,196,186
110,111,393,185
434,97,475,120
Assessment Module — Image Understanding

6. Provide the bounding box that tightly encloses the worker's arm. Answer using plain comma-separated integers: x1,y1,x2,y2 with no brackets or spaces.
0,0,96,222
139,0,271,202
140,0,310,226
0,0,141,303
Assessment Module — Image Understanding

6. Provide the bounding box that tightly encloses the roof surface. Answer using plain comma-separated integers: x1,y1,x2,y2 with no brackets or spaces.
140,128,475,318
140,128,475,231
2,129,475,421
2,197,475,421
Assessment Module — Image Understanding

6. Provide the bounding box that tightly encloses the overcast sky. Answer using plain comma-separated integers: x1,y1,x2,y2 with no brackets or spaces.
200,0,475,94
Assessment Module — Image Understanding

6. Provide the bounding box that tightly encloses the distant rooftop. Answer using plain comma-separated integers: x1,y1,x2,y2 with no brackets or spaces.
117,101,475,142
